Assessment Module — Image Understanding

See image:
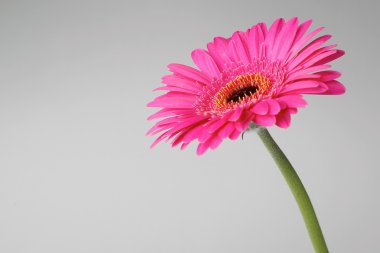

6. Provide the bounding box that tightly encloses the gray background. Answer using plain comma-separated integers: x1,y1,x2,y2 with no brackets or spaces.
0,0,379,252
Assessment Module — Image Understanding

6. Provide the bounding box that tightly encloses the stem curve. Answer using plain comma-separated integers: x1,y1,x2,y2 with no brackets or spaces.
256,127,329,253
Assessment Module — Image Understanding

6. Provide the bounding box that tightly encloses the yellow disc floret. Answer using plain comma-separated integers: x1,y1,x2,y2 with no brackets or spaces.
213,73,271,109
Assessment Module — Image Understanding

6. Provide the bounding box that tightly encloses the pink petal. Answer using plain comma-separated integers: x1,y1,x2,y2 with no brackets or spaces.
154,85,198,94
209,135,223,150
322,80,346,95
207,37,233,69
254,115,276,126
228,107,244,121
291,19,312,48
182,123,208,143
196,142,210,155
168,63,210,84
272,17,299,60
170,119,208,147
286,64,331,83
257,22,268,37
276,95,308,108
218,123,236,139
234,115,253,132
251,101,269,115
285,73,321,83
181,142,190,150
301,49,339,69
229,129,242,140
150,115,207,138
276,111,291,128
228,31,250,64
191,49,221,79
280,80,328,95
287,26,325,60
147,93,196,108
147,108,173,121
317,71,341,81
265,18,285,58
147,116,183,135
167,117,208,138
247,24,266,59
313,50,345,66
147,108,192,120
287,35,332,70
266,100,281,115
150,131,170,148
199,129,212,143
276,17,299,60
162,75,204,92
205,118,228,134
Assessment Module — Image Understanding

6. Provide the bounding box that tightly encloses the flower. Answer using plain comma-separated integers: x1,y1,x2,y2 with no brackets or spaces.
147,17,345,155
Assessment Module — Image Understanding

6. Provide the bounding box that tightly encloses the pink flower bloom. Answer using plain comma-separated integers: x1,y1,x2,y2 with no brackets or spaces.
147,17,345,155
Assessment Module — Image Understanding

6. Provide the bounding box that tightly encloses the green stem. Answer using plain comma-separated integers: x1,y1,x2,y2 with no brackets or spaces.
256,127,329,253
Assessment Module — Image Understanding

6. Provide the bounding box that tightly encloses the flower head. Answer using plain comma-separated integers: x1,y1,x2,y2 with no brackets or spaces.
147,17,345,155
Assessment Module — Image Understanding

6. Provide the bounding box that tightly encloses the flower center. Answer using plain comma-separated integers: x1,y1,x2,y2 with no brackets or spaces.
227,86,258,103
194,60,286,116
213,73,271,108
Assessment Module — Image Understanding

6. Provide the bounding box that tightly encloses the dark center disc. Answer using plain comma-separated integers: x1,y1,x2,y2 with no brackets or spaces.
227,86,258,103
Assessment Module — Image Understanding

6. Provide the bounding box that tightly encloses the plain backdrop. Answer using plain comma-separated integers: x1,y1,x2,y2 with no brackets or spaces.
0,0,379,252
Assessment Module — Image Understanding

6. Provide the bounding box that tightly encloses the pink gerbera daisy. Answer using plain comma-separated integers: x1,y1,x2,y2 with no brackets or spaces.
147,17,345,155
